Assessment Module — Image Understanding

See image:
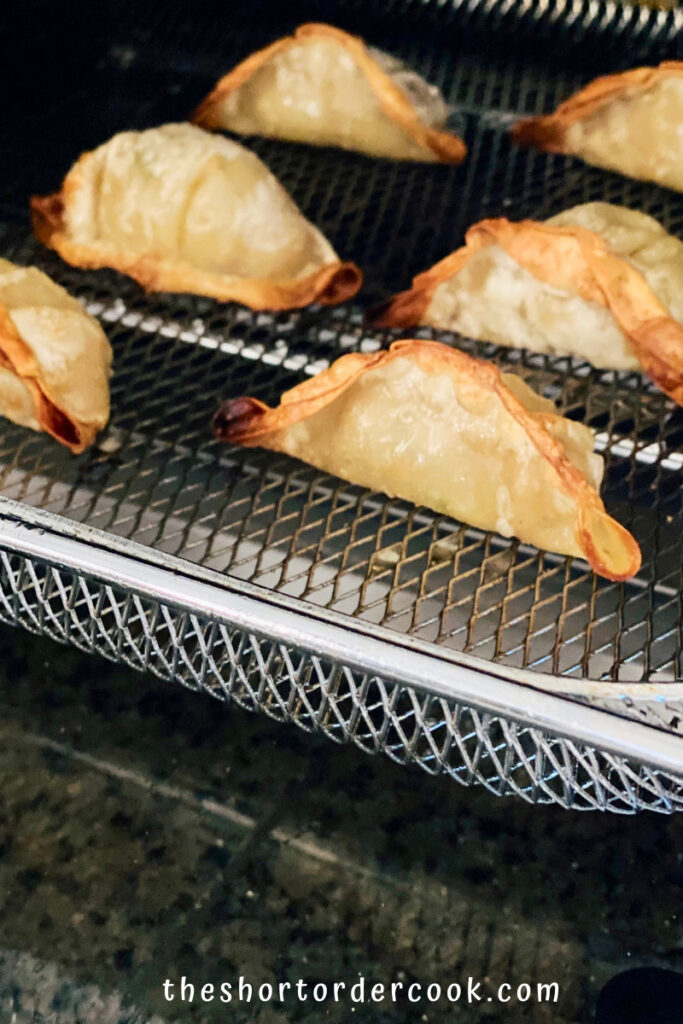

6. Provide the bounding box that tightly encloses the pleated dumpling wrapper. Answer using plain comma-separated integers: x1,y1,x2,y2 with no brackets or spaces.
0,258,111,452
193,23,466,163
213,339,641,581
512,62,683,192
371,203,683,404
31,123,361,310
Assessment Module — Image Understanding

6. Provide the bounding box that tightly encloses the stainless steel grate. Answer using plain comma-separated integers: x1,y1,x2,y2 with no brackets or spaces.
0,508,682,812
1,0,682,809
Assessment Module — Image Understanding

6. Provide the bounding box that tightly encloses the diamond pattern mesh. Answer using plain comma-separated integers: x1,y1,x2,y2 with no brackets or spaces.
0,0,682,806
0,542,681,813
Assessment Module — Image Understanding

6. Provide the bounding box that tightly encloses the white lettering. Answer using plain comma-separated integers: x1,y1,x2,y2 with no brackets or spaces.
351,977,365,1002
538,983,559,1003
333,982,346,1001
162,973,561,1008
467,978,482,1002
427,983,441,1002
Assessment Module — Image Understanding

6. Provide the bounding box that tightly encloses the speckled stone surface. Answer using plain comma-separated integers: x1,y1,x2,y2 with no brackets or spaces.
0,621,681,1023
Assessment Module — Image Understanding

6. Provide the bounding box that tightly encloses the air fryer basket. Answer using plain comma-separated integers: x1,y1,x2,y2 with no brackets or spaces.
1,0,682,811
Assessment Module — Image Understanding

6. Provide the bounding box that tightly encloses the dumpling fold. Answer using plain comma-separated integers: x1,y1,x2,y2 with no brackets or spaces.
371,203,683,405
193,23,466,163
511,62,683,192
0,258,112,452
31,123,361,310
213,339,641,581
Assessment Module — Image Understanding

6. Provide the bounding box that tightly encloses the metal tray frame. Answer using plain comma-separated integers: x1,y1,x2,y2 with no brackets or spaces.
2,499,683,812
2,0,683,812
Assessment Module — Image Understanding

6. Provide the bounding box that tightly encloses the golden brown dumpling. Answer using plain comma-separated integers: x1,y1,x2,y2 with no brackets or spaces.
213,339,641,581
512,62,683,192
0,258,111,452
371,203,683,405
193,23,466,163
31,123,361,310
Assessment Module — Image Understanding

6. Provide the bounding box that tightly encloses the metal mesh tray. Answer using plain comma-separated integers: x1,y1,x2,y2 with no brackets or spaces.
1,0,683,811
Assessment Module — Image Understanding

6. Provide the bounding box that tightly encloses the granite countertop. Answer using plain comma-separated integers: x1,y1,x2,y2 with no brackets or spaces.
0,621,680,1023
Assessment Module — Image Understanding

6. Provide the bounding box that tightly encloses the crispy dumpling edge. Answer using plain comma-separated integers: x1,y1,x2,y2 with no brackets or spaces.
192,22,467,164
511,61,683,156
30,159,362,312
212,338,641,581
369,217,683,405
0,293,108,453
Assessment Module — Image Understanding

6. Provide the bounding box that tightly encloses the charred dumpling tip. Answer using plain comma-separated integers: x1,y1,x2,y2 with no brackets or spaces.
212,397,267,441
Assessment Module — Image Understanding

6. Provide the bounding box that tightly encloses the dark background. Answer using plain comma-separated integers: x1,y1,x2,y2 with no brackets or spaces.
0,619,681,1023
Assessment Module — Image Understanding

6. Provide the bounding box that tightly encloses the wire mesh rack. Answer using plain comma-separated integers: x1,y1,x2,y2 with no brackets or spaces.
1,0,683,811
